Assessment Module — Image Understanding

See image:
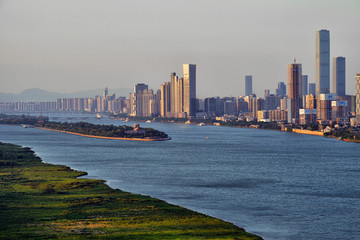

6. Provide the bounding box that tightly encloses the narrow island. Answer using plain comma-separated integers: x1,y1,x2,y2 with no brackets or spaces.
0,114,171,141
37,122,171,141
0,142,262,239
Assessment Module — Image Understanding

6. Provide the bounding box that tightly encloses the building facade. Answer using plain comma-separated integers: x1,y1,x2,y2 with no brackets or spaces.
183,64,196,117
276,82,286,98
332,56,346,97
309,83,316,95
287,61,303,123
302,75,308,96
316,29,330,95
245,75,253,97
356,74,360,124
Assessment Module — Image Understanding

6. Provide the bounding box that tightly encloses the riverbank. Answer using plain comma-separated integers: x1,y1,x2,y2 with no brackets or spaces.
291,129,324,136
36,127,171,141
0,142,261,239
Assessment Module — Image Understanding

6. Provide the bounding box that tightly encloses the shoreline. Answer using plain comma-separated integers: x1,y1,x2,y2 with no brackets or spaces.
291,128,324,136
36,127,171,141
0,142,261,239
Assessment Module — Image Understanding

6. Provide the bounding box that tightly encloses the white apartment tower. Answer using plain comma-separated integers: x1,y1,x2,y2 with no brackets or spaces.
183,64,196,117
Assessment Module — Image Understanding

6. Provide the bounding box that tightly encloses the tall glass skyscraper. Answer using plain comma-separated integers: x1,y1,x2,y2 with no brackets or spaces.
302,75,308,96
276,82,286,98
288,61,303,122
183,64,196,117
332,57,346,96
316,29,330,95
245,75,252,96
309,83,316,95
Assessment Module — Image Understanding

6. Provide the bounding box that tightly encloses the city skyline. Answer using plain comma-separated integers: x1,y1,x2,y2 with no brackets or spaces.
0,0,359,97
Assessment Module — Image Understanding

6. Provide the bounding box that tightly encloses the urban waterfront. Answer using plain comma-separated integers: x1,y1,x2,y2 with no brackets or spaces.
1,114,360,240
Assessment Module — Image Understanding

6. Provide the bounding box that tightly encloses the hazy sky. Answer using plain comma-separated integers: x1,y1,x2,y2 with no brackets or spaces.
1,0,359,97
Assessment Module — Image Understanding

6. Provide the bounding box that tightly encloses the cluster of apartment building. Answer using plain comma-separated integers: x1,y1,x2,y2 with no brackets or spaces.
1,29,360,126
282,30,355,125
129,64,197,118
0,88,131,114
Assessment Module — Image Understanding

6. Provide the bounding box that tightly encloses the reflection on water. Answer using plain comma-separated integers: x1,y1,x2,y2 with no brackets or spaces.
1,113,360,240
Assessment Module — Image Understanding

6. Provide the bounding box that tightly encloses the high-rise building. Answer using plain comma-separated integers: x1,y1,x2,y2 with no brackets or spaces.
332,57,346,97
252,97,264,119
160,82,170,117
276,82,286,98
140,89,155,117
302,75,308,96
170,72,177,113
318,93,337,123
356,74,360,124
245,75,252,96
280,97,288,110
305,94,317,110
265,94,277,110
264,89,270,98
309,83,316,95
174,77,185,117
287,61,303,123
316,29,330,95
183,64,196,117
103,87,109,98
131,83,149,116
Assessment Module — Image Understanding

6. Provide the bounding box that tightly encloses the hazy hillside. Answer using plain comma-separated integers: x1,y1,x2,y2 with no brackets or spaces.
0,88,132,102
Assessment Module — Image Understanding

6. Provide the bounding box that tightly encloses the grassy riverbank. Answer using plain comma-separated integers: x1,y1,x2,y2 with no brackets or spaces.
0,142,262,240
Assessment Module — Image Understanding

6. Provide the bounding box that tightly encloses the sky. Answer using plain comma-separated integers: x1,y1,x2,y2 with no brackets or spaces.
0,0,359,98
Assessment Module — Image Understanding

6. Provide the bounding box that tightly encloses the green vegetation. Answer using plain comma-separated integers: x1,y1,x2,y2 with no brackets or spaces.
38,121,169,139
0,114,49,125
0,114,169,140
324,127,360,141
218,121,281,130
0,142,262,240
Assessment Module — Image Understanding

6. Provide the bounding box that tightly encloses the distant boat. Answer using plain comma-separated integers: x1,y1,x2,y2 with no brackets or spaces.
198,122,205,126
96,113,102,119
185,120,191,124
146,120,151,123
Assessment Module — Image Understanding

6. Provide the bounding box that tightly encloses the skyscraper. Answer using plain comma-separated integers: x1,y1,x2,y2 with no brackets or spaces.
174,77,184,116
287,61,302,123
356,74,360,124
131,83,149,116
245,75,252,96
160,82,170,117
276,82,286,98
316,29,330,95
302,75,308,96
183,64,196,117
332,57,346,97
264,89,270,97
103,87,109,98
170,72,177,113
309,83,316,95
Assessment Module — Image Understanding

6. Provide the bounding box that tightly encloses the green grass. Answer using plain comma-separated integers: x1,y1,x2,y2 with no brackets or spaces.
0,142,262,240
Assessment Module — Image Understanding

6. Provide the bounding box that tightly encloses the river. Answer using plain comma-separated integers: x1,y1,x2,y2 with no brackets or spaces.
1,113,359,240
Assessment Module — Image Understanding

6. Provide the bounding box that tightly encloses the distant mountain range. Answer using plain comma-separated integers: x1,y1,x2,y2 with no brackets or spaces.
0,88,132,102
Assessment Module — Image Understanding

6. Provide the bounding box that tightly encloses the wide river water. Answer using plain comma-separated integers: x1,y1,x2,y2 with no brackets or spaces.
1,113,360,240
